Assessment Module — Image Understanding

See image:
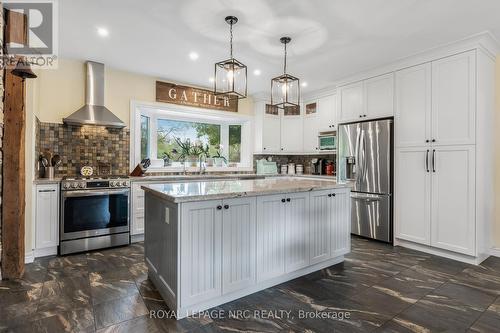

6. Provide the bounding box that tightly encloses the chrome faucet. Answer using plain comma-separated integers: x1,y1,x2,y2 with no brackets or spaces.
199,156,206,175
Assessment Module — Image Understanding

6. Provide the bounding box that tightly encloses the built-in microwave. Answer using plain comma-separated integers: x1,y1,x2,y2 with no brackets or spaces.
318,132,337,150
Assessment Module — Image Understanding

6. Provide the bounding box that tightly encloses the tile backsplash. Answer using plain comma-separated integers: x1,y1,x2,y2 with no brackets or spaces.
253,154,336,175
36,118,130,177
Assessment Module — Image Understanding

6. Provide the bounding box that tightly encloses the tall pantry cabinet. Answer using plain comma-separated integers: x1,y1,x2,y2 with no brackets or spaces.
394,49,494,263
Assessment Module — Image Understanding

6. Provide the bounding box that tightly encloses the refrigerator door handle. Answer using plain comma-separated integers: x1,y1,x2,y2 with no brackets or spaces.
358,129,365,185
354,127,362,185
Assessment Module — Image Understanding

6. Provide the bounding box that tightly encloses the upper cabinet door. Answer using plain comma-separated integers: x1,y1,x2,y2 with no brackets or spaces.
431,51,476,146
395,63,432,148
262,113,281,153
303,100,320,152
281,114,303,153
338,82,364,123
318,94,337,132
365,73,394,119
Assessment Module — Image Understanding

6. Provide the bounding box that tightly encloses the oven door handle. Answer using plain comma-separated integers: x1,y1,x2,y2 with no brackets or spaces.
63,189,129,197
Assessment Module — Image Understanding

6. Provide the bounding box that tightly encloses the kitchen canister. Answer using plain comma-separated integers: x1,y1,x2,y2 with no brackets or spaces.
287,163,296,175
280,164,288,174
296,164,304,175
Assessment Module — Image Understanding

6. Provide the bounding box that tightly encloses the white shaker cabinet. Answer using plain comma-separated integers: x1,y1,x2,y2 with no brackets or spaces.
431,51,476,146
35,184,59,257
395,63,432,147
338,74,394,123
338,81,364,122
303,103,320,152
280,113,303,153
394,147,432,245
331,190,351,256
222,197,257,294
430,146,475,255
262,113,281,153
284,192,310,272
318,94,337,132
309,190,332,264
180,199,223,307
131,182,145,238
364,73,394,119
256,194,286,281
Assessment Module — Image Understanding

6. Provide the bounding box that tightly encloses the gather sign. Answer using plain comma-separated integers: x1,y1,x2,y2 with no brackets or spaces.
156,81,238,112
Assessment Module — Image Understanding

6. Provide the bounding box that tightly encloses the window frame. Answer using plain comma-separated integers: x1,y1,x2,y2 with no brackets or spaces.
130,100,254,173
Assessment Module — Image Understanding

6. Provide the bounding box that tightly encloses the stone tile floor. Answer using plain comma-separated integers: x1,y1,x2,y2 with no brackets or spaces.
1,237,500,332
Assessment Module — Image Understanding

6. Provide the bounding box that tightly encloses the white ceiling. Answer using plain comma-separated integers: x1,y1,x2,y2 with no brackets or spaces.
60,0,500,96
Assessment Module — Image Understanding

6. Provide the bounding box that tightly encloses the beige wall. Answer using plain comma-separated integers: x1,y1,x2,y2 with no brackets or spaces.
33,59,254,126
494,55,500,248
24,59,254,257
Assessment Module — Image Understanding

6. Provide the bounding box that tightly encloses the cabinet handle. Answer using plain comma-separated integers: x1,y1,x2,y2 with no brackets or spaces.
331,193,336,197
425,150,429,173
281,148,284,151
328,194,332,197
359,115,362,118
363,114,367,117
425,140,430,143
263,147,266,150
432,139,436,143
286,198,291,202
216,205,222,210
281,198,286,203
39,189,56,192
224,205,229,209
432,149,436,172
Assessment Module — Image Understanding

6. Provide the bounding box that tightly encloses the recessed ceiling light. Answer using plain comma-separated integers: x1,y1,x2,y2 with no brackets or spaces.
301,81,308,87
189,52,199,61
97,27,109,37
253,69,261,76
209,77,215,83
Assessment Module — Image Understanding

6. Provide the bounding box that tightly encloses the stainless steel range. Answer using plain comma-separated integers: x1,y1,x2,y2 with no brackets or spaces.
60,176,130,255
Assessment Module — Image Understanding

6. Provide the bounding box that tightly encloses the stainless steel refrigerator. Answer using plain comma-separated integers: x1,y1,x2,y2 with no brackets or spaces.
337,119,393,243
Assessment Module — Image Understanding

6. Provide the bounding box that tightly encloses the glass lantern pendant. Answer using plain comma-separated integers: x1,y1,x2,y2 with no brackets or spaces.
214,16,247,100
271,37,300,109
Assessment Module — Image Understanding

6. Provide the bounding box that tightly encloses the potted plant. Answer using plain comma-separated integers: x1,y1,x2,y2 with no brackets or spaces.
213,145,227,167
173,138,209,167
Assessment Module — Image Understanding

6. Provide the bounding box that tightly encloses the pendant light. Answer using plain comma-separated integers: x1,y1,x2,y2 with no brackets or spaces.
271,37,300,109
214,16,247,100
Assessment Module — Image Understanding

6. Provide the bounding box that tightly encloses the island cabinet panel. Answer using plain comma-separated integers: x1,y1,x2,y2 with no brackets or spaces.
222,197,257,294
285,192,310,272
309,190,332,264
256,194,286,281
331,191,351,256
180,200,223,307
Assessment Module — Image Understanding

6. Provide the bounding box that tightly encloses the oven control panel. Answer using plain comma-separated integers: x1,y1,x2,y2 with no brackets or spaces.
61,178,130,190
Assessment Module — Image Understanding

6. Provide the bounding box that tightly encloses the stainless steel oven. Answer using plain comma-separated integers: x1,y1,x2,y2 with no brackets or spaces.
60,177,130,255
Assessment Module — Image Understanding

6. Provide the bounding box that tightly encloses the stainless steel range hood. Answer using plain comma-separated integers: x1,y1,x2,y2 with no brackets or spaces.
63,61,125,128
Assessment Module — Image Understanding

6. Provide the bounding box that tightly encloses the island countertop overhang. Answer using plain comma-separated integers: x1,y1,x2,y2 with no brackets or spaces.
141,177,352,203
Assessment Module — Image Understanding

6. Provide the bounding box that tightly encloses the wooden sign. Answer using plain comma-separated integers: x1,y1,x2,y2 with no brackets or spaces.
156,81,238,112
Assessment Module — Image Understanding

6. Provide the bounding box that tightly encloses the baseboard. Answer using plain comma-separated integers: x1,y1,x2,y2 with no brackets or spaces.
25,251,35,264
490,247,500,258
131,234,144,243
34,247,58,258
395,238,485,265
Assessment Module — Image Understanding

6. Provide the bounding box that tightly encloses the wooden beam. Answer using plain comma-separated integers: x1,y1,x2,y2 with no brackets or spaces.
1,68,26,279
1,7,28,279
5,9,27,45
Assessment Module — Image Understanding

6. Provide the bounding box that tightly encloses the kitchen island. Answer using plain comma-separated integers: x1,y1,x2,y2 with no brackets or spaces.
142,177,351,319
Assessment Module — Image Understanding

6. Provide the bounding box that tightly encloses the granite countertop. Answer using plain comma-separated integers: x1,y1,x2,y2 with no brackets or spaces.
33,178,62,184
130,173,263,182
141,177,351,203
